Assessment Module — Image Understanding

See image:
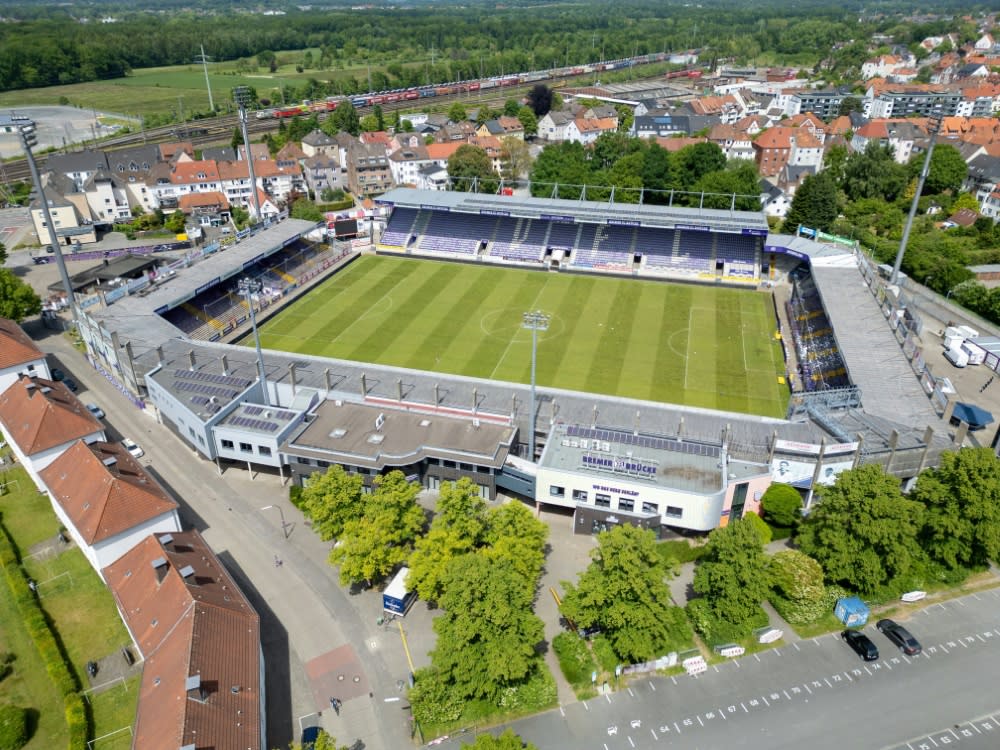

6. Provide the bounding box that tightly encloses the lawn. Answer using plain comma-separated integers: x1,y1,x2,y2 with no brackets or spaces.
0,466,138,746
255,255,789,417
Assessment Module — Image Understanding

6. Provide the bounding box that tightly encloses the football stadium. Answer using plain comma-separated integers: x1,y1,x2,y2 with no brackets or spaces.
77,187,956,534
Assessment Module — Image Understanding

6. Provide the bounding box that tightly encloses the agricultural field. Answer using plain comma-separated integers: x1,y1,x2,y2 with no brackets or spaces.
255,255,788,417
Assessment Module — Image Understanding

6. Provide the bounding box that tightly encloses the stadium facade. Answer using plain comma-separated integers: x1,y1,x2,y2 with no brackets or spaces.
75,191,957,535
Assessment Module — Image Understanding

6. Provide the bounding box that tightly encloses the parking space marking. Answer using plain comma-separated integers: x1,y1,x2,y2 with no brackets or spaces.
956,599,967,607
697,716,704,727
784,690,791,699
627,736,635,748
803,683,812,694
940,644,950,654
863,666,872,676
884,661,892,670
792,642,800,651
774,649,781,657
674,722,681,734
844,671,854,681
902,654,911,664
972,593,981,600
713,665,719,673
583,701,590,712
671,676,677,685
741,702,748,713
754,654,761,662
718,707,727,720
734,660,740,669
648,681,655,691
761,695,770,706
650,729,658,740
824,677,832,686
627,688,634,697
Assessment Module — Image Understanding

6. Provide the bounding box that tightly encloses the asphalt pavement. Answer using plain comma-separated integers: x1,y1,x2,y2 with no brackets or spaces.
478,590,1000,750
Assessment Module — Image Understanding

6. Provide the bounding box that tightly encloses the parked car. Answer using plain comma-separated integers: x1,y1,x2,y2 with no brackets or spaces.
85,403,105,420
63,378,78,393
121,438,144,459
841,629,879,661
876,619,922,655
51,368,65,381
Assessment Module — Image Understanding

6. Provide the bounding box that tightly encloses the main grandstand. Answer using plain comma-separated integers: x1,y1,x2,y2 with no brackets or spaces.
75,190,956,534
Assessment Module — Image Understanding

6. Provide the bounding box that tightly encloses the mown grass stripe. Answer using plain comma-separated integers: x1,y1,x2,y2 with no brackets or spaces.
540,275,597,388
582,281,642,395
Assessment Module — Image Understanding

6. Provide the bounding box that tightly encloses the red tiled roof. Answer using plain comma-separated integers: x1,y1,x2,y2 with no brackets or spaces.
425,142,464,160
40,441,177,545
103,531,261,750
0,375,102,455
170,160,220,186
178,191,229,210
0,318,44,371
754,126,794,149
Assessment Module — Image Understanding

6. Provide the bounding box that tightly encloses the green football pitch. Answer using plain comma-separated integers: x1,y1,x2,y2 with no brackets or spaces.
255,255,789,417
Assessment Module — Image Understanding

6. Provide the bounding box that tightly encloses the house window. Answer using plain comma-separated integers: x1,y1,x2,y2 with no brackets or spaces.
665,506,683,519
221,439,234,449
618,498,634,512
595,493,611,508
642,501,659,515
258,446,272,457
239,442,252,453
549,485,566,498
572,489,588,502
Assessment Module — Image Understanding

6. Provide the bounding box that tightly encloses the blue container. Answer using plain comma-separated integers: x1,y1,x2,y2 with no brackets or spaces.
835,596,870,627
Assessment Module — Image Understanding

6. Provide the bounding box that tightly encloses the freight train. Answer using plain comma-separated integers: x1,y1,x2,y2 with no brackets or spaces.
255,51,702,119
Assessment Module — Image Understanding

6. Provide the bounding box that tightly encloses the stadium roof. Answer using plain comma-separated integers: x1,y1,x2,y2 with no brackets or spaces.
378,187,769,235
86,219,318,346
811,264,939,428
765,234,859,265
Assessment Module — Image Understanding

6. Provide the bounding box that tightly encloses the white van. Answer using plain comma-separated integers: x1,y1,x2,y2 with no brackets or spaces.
945,347,969,368
960,341,985,366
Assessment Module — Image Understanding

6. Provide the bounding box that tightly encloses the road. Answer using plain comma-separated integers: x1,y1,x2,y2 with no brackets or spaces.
32,326,412,750
474,592,1000,750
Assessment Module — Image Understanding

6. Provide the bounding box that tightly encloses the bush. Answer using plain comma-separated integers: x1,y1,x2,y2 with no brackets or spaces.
497,668,557,713
657,540,707,565
289,485,306,510
686,598,769,646
0,653,13,683
590,635,619,673
551,632,596,687
760,484,803,527
0,704,27,750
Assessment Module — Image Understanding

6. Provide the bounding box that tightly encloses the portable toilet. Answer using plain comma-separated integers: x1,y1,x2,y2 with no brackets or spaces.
835,596,869,627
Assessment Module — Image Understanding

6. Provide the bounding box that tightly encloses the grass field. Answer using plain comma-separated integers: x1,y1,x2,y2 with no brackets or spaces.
255,256,789,417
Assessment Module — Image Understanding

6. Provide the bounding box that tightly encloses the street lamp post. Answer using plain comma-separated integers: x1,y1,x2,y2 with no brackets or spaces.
239,277,270,406
522,310,550,461
891,112,943,285
16,117,77,322
233,86,262,226
261,505,291,538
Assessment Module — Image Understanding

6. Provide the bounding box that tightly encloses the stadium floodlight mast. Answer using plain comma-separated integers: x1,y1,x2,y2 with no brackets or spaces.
238,277,270,407
890,111,943,285
233,86,262,225
522,310,550,461
16,116,77,323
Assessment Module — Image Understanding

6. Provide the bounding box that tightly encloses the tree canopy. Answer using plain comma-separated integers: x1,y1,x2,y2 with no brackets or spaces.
0,269,42,323
461,730,538,750
560,524,690,663
760,483,803,527
796,464,925,596
784,171,839,233
912,447,1000,570
842,142,909,203
910,143,968,196
301,464,364,541
448,145,498,193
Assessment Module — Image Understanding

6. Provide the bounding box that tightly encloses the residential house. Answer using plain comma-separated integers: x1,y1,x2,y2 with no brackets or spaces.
868,87,964,119
469,136,504,175
707,124,755,161
861,55,906,80
83,170,133,226
45,150,110,190
301,129,339,158
103,531,262,750
0,318,50,393
632,111,718,138
347,142,393,195
760,179,791,219
105,144,160,214
237,143,271,162
388,145,431,187
565,117,618,145
253,159,304,205
151,159,222,211
28,173,98,247
974,33,995,51
965,153,1000,208
955,63,990,80
275,142,306,170
787,130,824,169
537,110,574,141
753,126,795,177
416,163,449,191
0,375,105,485
216,160,255,214
39,440,181,575
982,190,1000,220
177,191,230,227
851,120,927,164
302,154,346,198
684,93,745,124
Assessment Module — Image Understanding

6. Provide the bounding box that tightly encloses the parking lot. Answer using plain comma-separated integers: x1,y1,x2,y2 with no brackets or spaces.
488,590,1000,750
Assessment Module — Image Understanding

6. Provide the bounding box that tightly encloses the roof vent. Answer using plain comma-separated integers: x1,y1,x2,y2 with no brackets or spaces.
24,381,36,390
230,685,241,694
185,675,206,702
179,565,195,579
367,434,385,444
102,456,117,467
40,386,52,394
329,428,346,439
419,419,431,427
151,556,169,584
159,534,174,546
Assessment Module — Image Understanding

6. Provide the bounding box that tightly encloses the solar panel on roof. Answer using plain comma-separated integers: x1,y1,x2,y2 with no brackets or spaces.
567,425,720,458
244,405,264,416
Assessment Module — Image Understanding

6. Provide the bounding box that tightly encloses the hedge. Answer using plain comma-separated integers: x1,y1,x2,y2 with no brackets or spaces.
551,632,596,688
0,703,27,750
0,518,88,749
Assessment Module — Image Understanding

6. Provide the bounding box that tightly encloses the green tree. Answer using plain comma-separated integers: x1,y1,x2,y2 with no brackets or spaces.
430,553,546,701
640,143,675,200
768,549,827,624
912,448,1000,569
483,501,548,586
691,160,761,210
231,127,244,151
373,104,385,132
843,142,908,203
560,525,691,663
517,106,538,138
760,483,803,527
288,729,349,750
435,478,489,543
462,730,539,750
329,471,425,586
0,270,41,322
329,100,360,135
301,465,364,541
674,142,726,191
0,242,6,267
291,197,324,222
692,516,770,633
526,84,555,117
164,209,186,233
911,144,968,196
797,465,925,596
837,96,862,117
823,143,850,185
503,99,521,117
359,114,380,132
529,141,591,198
448,102,468,123
499,136,532,183
784,171,839,233
407,528,472,604
952,193,981,213
447,144,498,193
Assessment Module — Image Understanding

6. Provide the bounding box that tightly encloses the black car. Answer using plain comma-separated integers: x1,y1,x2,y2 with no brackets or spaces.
877,618,922,655
841,629,879,661
51,368,65,381
63,378,78,393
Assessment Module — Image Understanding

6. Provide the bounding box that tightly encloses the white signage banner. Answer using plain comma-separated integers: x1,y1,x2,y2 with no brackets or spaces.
773,439,859,456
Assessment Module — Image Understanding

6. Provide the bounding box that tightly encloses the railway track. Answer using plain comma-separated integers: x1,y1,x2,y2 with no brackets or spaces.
0,70,668,188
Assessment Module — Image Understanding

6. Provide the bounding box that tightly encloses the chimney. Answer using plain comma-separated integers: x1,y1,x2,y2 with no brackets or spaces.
221,355,229,376
151,556,169,584
288,362,297,395
179,565,195,580
159,534,174,547
185,674,206,702
188,350,196,371
102,456,117,468
156,346,164,366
